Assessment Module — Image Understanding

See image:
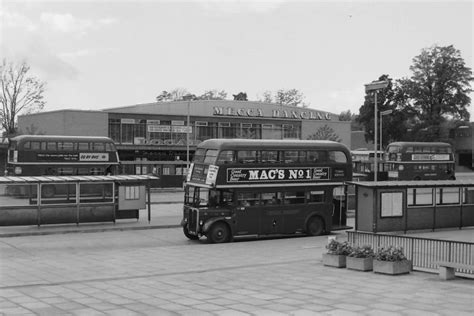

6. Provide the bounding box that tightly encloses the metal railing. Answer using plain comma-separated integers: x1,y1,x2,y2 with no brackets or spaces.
347,231,474,274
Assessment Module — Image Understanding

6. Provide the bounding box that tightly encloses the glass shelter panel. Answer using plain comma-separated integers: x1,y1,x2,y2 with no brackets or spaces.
0,184,38,206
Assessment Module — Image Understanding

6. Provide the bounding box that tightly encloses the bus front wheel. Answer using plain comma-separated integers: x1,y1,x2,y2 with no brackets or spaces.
208,222,230,243
306,216,324,236
183,226,199,240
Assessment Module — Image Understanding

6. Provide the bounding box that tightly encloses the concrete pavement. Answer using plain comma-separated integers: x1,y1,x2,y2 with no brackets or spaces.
1,225,473,316
1,187,473,315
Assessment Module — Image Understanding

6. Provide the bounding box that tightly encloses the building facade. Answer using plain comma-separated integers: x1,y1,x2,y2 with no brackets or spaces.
17,100,351,185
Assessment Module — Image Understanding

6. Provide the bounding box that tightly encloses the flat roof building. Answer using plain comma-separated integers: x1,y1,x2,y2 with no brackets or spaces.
17,100,351,186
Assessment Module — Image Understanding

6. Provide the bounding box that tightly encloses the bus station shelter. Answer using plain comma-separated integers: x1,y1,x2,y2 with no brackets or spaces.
0,175,158,227
350,179,474,233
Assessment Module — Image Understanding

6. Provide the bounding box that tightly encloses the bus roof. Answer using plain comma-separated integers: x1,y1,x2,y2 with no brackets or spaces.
10,135,115,143
387,142,451,147
198,139,350,151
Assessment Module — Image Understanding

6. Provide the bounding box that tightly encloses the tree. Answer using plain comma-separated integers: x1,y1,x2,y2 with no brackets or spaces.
275,89,308,107
260,90,273,103
156,88,192,101
357,74,399,147
196,90,227,100
397,45,472,140
233,92,248,101
157,89,228,102
307,125,341,142
0,59,45,137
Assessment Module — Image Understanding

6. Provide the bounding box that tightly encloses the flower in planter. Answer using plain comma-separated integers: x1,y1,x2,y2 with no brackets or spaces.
348,245,374,258
326,239,352,256
375,246,407,262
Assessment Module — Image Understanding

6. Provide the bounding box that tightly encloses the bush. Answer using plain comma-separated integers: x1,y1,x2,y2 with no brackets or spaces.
375,246,407,262
326,239,352,255
348,245,374,258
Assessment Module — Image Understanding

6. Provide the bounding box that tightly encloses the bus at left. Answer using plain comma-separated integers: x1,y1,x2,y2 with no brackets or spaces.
7,135,120,176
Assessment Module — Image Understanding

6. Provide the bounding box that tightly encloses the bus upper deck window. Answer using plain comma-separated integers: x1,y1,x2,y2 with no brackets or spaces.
78,142,89,150
204,149,218,164
93,143,105,151
23,141,30,150
58,142,73,151
105,143,115,152
193,148,206,163
46,142,57,151
217,150,235,164
328,151,347,163
284,150,298,163
260,150,278,163
31,141,41,150
238,150,257,163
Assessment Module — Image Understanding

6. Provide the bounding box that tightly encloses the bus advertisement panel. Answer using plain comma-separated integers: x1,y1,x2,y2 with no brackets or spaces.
384,142,455,180
181,139,352,243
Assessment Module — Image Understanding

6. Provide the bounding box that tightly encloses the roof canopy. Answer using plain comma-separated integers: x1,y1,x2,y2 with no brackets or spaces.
0,175,159,184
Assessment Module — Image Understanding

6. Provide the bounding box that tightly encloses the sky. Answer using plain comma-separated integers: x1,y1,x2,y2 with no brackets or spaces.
1,0,473,120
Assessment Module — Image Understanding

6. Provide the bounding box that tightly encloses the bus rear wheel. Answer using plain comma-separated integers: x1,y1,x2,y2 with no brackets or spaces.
208,222,230,243
183,226,199,240
306,216,324,236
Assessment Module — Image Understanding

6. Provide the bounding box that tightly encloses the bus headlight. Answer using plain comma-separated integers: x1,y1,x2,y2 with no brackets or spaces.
199,220,203,226
14,167,22,175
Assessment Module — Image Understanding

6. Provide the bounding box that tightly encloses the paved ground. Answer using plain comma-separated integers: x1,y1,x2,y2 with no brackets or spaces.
1,200,473,315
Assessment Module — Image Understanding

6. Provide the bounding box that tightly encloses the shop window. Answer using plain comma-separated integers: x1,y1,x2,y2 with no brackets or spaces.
436,187,460,205
381,192,403,217
407,188,433,206
121,123,134,144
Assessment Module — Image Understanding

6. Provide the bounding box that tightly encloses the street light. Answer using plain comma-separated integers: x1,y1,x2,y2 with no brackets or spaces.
365,80,389,182
379,109,393,154
182,95,193,172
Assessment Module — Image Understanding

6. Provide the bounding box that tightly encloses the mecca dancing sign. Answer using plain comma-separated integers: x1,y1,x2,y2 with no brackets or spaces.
227,167,330,183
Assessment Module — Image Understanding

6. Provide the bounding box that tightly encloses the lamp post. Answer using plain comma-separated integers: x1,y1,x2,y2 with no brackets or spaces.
365,80,389,182
182,95,193,172
379,109,393,154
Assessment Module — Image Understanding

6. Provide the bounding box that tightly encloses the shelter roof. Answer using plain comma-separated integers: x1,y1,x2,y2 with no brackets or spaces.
0,175,159,184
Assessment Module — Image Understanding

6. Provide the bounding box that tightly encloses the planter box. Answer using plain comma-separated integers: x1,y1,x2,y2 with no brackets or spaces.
373,259,412,275
346,256,373,271
322,253,346,268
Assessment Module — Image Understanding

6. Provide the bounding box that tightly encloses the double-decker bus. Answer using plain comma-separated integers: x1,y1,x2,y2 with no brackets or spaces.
181,139,352,243
7,135,120,177
384,142,455,180
351,149,387,181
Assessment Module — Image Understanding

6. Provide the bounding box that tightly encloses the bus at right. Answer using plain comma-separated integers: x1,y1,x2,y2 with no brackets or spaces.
384,142,456,181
